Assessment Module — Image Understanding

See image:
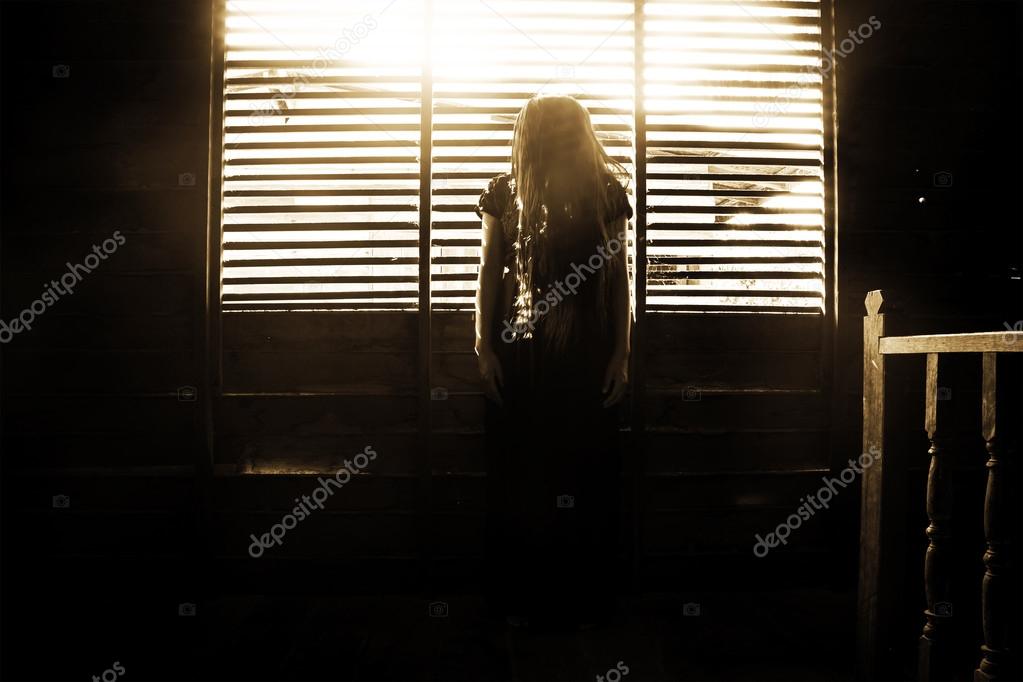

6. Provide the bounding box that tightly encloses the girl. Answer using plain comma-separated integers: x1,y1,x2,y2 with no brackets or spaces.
474,95,633,628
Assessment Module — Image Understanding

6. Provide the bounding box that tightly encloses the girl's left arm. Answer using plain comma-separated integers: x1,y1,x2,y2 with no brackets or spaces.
603,215,632,407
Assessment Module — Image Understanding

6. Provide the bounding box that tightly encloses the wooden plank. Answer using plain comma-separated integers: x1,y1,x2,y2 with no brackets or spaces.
2,395,197,435
13,513,193,556
8,138,205,189
4,231,194,275
645,470,839,511
223,311,417,351
881,332,1023,355
212,511,418,559
217,394,417,433
857,290,910,681
645,313,824,352
645,350,821,390
3,350,194,394
2,273,193,315
212,475,415,513
0,313,191,350
0,1,206,60
218,433,418,475
645,430,830,473
645,507,829,553
431,395,485,433
646,392,826,431
222,350,417,393
8,474,195,511
2,433,196,469
2,190,205,234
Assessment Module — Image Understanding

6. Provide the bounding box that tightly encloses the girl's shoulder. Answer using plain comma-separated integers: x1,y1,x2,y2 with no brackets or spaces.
604,173,633,221
475,173,516,219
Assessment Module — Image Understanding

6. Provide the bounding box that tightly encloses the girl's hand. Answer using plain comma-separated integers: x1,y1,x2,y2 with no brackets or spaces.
602,351,629,407
476,345,504,406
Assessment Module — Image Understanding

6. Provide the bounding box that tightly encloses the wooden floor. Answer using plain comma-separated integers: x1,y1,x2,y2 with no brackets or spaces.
7,587,857,681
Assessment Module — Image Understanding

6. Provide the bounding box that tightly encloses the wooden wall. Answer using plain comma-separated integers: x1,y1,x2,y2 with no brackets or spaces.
0,2,211,679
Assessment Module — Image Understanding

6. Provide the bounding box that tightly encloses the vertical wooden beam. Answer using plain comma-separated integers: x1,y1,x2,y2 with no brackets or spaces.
417,0,434,591
919,353,955,682
198,0,227,567
820,0,840,510
975,353,1017,682
204,0,226,471
630,0,647,592
821,0,839,335
858,290,907,680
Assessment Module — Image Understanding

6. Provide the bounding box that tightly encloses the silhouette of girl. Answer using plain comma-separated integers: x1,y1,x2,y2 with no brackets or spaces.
474,94,633,628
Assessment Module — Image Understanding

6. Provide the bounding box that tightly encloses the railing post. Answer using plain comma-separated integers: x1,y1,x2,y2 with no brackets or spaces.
975,352,1018,682
858,290,907,680
919,353,955,681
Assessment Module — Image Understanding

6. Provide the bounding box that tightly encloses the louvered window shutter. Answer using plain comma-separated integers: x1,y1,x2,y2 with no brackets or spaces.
222,1,424,310
218,0,826,314
642,0,826,312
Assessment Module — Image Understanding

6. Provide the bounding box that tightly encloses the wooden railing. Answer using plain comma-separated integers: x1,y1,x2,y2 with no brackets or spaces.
857,290,1021,681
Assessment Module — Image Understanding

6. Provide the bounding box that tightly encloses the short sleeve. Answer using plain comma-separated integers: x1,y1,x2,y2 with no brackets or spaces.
474,174,511,219
608,177,634,221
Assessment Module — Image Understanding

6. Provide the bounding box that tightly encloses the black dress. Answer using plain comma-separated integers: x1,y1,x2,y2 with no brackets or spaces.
474,173,634,625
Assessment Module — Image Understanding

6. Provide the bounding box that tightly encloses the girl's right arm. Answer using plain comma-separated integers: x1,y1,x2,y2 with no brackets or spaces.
475,211,505,405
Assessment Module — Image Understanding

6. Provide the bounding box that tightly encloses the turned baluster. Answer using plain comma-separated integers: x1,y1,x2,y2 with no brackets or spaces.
919,353,954,682
975,352,1017,682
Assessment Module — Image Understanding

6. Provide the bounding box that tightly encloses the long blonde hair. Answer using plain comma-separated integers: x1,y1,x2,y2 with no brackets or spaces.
510,95,630,352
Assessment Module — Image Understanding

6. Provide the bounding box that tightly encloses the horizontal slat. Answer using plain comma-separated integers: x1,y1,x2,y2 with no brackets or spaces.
650,256,822,264
224,204,416,214
223,302,417,310
648,271,821,280
649,289,821,298
223,222,417,232
224,276,419,285
225,156,418,165
224,240,417,250
226,173,420,181
224,257,418,267
225,189,418,197
224,291,419,301
647,155,822,166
